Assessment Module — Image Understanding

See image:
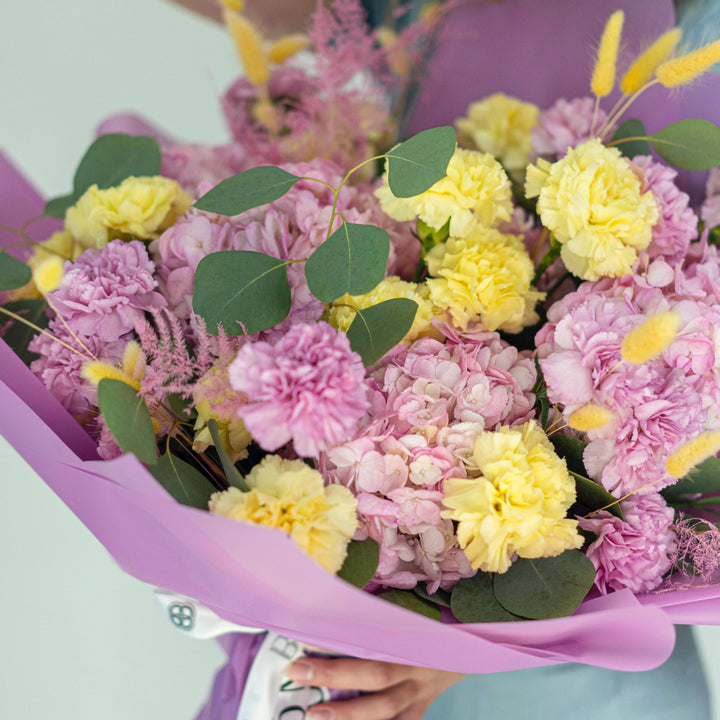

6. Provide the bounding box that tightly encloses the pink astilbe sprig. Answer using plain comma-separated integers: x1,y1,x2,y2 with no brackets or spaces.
669,515,720,585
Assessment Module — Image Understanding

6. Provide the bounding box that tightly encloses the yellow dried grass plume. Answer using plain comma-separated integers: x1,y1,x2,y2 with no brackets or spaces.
591,10,625,98
656,38,720,88
620,28,682,95
666,431,720,479
217,0,244,12
620,311,681,364
224,9,270,86
268,34,310,64
568,404,615,432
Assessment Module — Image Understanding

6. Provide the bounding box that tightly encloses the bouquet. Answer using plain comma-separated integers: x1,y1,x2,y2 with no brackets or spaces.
3,1,720,716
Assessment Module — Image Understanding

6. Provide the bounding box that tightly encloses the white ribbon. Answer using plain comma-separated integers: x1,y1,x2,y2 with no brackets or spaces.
154,590,330,719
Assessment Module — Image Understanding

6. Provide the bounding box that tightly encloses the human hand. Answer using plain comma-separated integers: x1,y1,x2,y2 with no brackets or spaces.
286,656,467,720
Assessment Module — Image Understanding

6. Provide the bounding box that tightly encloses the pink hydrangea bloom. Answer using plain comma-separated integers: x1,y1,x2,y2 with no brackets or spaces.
578,493,675,594
536,254,720,497
49,240,166,342
632,156,697,263
28,320,126,419
150,215,242,319
701,168,720,230
320,324,536,593
227,322,368,456
161,143,247,196
531,97,607,158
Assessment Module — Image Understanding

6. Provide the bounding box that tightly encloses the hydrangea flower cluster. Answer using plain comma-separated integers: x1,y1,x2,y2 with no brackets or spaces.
319,324,536,592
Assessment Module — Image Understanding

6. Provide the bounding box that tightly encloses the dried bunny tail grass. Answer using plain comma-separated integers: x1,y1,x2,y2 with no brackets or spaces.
567,404,615,432
268,34,310,64
666,431,720,479
620,27,682,95
33,256,64,295
620,311,681,364
224,9,269,86
217,0,244,12
591,10,625,97
82,361,141,391
656,38,720,88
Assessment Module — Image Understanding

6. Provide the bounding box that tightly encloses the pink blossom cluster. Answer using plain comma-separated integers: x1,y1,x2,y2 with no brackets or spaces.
160,143,247,197
319,324,537,593
701,167,720,231
632,156,697,263
228,321,368,457
531,97,607,158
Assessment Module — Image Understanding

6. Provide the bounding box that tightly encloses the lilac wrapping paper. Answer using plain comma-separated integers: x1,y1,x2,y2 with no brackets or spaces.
0,150,718,679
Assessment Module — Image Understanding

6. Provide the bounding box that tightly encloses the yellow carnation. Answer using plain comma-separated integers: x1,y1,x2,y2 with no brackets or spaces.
425,228,544,332
525,139,658,281
209,455,359,574
456,93,539,172
375,148,513,237
7,230,82,301
327,277,439,344
65,176,192,248
442,420,583,574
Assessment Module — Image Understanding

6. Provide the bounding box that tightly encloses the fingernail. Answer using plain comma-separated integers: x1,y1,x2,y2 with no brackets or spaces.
286,660,313,683
306,709,333,720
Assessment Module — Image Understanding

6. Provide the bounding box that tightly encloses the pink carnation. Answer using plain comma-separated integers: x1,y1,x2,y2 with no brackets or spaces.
150,215,242,319
49,240,166,343
578,493,675,594
701,167,720,230
161,143,247,196
227,322,368,456
531,97,607,157
632,155,697,263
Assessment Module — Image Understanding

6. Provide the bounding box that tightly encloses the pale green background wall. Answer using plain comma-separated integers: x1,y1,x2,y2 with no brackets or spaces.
1,1,719,718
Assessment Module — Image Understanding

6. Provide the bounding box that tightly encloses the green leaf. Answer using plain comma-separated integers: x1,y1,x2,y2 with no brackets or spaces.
377,590,442,621
532,357,550,430
650,119,720,171
346,298,417,366
385,126,456,198
305,222,389,302
663,456,720,498
166,393,196,420
413,583,452,609
549,434,623,520
0,299,49,365
0,253,32,291
337,538,380,589
193,250,291,335
611,119,650,158
45,134,162,218
149,452,216,509
208,418,249,491
493,551,596,620
97,379,158,465
450,572,521,623
194,166,300,216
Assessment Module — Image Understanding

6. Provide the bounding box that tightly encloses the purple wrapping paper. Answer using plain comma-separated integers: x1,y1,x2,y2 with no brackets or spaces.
0,149,716,676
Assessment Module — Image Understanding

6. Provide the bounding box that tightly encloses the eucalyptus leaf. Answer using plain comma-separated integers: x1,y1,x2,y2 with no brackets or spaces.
0,253,32,291
0,298,48,365
377,590,442,621
385,126,456,198
149,452,216,509
337,538,380,589
413,583,452,609
167,393,196,420
194,166,300,216
493,551,596,620
346,298,417,366
305,222,389,302
193,250,291,335
549,433,587,476
663,456,720,498
45,134,162,218
650,119,720,171
611,119,650,158
97,379,158,465
450,572,520,623
208,418,249,491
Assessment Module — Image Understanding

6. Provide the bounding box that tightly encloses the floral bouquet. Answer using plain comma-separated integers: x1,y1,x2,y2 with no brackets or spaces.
3,1,720,717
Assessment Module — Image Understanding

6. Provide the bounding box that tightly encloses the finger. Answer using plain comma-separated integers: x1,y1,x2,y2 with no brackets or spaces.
305,679,419,720
286,658,418,691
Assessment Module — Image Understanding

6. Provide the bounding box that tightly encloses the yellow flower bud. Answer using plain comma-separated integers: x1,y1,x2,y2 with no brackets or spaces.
567,404,615,432
656,38,720,88
591,10,625,97
224,10,270,86
82,361,141,391
268,34,310,64
666,431,720,479
32,256,65,295
620,28,682,95
620,311,681,364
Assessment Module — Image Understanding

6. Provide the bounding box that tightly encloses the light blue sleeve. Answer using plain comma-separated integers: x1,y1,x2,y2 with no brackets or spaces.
423,626,710,720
